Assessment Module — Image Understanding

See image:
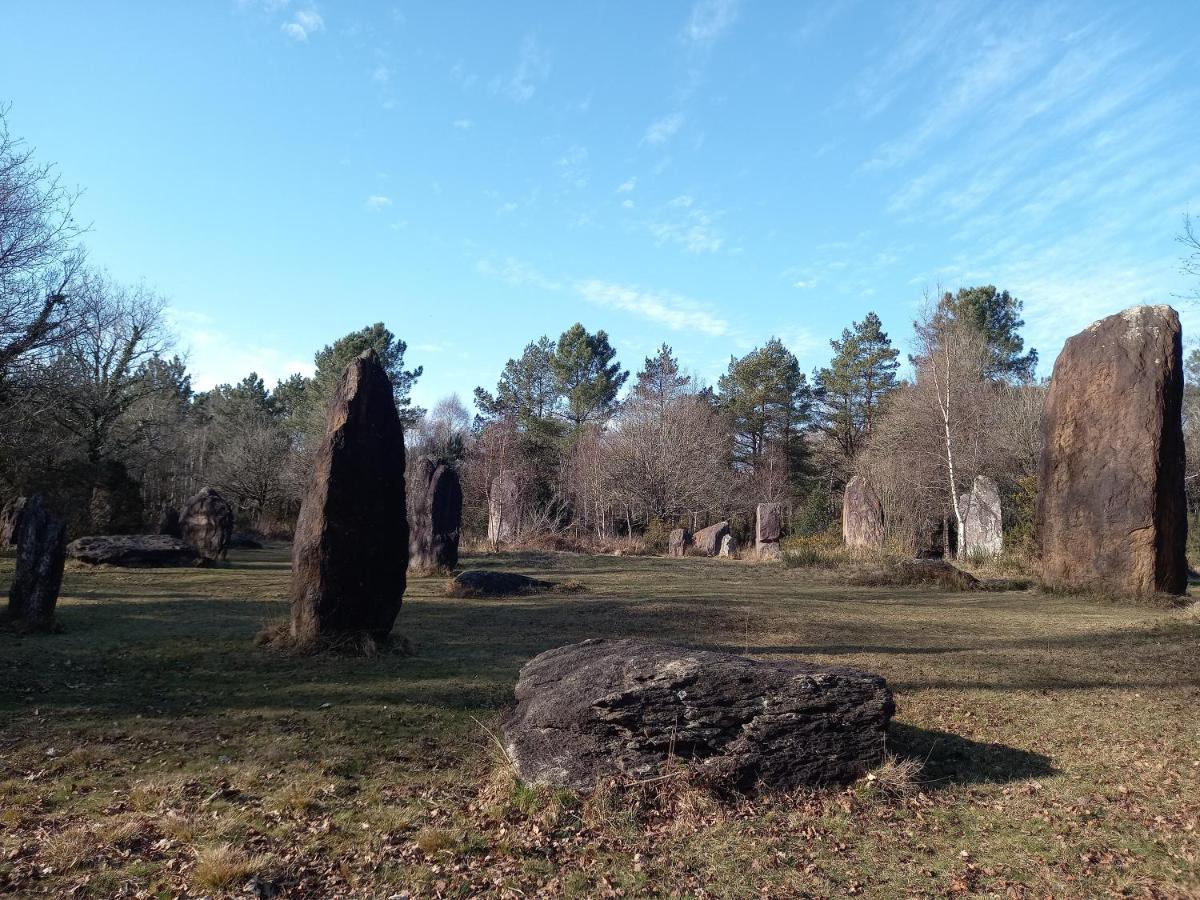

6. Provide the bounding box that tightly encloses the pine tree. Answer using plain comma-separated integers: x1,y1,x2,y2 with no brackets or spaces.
308,322,424,425
473,335,559,425
718,337,812,486
550,323,628,428
633,343,691,409
814,312,899,462
931,286,1037,382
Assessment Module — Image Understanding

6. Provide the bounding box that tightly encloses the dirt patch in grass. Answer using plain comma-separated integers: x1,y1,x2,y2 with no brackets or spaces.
1,546,1197,897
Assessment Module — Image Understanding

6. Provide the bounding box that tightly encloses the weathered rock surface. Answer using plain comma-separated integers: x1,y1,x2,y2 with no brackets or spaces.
409,457,463,574
289,350,408,644
693,521,731,557
6,497,66,630
892,559,980,591
1,496,27,548
503,639,894,793
447,570,557,598
67,534,200,567
718,534,738,558
156,505,182,538
959,476,1003,557
487,473,521,545
758,542,783,561
756,502,783,544
181,488,234,564
667,528,692,558
842,476,884,550
1037,305,1187,595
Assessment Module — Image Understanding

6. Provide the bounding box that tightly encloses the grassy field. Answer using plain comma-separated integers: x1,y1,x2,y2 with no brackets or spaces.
1,546,1198,898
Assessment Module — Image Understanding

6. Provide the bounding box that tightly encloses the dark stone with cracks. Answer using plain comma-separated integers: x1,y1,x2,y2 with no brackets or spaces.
157,505,182,539
67,534,200,567
409,457,463,574
181,488,234,564
1037,305,1187,596
1,496,27,548
692,521,730,557
667,528,692,558
289,350,408,644
6,496,66,630
503,638,894,793
447,570,556,597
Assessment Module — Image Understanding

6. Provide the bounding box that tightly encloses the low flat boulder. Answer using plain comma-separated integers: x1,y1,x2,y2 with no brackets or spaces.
851,558,980,591
693,521,730,557
229,532,264,550
447,570,558,598
67,534,200,568
503,638,894,793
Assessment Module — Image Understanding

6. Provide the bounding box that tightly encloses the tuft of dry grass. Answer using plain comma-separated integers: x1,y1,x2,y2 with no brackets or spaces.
191,843,273,892
856,753,924,801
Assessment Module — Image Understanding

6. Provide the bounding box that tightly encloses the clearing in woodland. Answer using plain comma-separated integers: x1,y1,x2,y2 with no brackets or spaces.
1,546,1197,898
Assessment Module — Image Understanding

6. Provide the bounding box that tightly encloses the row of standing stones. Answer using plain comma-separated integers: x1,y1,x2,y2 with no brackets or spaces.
3,303,1189,790
841,304,1188,597
664,502,786,561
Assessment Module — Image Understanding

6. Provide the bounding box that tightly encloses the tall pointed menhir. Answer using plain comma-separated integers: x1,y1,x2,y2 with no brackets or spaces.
289,349,408,644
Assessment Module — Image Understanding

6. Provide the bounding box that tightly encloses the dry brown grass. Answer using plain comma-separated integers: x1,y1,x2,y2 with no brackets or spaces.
191,843,273,892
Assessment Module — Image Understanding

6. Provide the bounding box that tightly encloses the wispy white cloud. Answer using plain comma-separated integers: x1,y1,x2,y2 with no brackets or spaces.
371,65,391,84
452,118,473,130
495,34,550,103
643,112,684,146
576,279,730,336
168,308,312,390
616,177,637,193
683,0,740,45
554,145,589,189
281,5,324,41
364,195,392,210
647,197,724,254
475,256,562,292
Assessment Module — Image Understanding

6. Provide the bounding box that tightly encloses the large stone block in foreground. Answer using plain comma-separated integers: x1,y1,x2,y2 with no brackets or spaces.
409,457,463,574
1037,305,1187,596
289,350,408,643
503,639,894,793
842,476,884,549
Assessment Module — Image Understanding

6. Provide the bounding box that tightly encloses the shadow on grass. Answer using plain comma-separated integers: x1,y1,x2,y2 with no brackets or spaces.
889,721,1056,788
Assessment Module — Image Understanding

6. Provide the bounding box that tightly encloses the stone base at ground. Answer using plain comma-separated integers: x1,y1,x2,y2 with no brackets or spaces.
67,535,200,567
447,570,558,598
503,639,894,793
758,543,783,561
229,532,264,549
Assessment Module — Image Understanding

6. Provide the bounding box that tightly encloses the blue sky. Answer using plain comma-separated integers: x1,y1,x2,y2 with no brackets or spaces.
3,1,1198,412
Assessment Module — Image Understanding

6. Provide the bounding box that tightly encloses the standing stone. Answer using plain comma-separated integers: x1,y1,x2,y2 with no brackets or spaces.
503,639,894,793
289,350,408,644
1,496,27,548
487,473,521,545
718,534,738,558
842,476,884,550
6,496,66,631
180,488,234,564
157,504,182,538
1037,305,1187,595
409,457,464,574
959,476,1003,557
693,521,731,557
667,528,692,558
756,502,783,559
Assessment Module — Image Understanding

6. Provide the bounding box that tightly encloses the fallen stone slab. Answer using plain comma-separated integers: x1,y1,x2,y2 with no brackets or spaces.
67,535,201,568
503,638,894,793
447,570,559,598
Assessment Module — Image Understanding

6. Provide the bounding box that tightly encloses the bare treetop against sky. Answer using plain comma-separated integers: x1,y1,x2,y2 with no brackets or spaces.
2,1,1197,410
